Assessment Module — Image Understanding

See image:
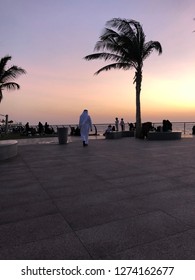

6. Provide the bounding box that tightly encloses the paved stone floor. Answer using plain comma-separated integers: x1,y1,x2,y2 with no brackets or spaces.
1,136,195,259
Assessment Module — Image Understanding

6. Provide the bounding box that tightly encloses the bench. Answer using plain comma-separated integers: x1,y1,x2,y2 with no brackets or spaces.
105,131,134,139
0,140,18,160
147,131,182,140
122,131,135,137
105,131,122,139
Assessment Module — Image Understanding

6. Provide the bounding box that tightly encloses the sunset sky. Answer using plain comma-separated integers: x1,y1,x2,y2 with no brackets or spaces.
1,0,195,125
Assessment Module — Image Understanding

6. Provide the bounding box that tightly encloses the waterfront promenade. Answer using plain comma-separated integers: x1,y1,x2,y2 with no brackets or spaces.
1,136,195,259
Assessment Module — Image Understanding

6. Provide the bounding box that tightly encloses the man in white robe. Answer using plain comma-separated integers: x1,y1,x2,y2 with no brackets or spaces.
79,109,92,146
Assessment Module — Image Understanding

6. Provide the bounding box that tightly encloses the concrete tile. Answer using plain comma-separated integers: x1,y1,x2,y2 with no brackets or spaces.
1,137,195,259
76,210,190,259
107,176,173,190
56,198,148,230
0,213,72,248
0,183,49,208
0,233,91,260
106,230,195,260
138,186,195,212
0,200,58,225
137,165,195,179
33,168,85,183
173,173,195,185
0,158,24,169
0,170,35,182
53,187,128,206
0,177,37,188
44,179,110,196
81,163,133,180
117,178,187,198
164,203,195,228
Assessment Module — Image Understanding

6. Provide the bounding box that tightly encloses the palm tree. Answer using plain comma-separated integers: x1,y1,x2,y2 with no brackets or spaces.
84,18,162,138
0,55,26,103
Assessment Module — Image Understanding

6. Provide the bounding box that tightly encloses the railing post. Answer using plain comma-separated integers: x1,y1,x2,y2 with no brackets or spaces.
5,114,8,134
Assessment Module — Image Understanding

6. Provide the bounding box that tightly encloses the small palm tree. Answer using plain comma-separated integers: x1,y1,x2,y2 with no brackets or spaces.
84,18,162,138
0,55,26,103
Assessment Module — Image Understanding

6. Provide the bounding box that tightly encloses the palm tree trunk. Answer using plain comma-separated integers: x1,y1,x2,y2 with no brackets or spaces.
135,68,142,138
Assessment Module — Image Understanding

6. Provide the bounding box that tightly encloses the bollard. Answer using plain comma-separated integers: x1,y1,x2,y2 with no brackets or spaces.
57,127,68,144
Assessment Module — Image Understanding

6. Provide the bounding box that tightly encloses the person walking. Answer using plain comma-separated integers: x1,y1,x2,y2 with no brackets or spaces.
79,109,93,147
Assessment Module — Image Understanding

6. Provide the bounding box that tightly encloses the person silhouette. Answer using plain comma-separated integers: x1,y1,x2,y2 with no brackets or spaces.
115,117,119,131
79,109,93,147
120,118,125,131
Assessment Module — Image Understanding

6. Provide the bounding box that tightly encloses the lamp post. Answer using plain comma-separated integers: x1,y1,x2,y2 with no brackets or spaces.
0,113,8,134
5,114,8,134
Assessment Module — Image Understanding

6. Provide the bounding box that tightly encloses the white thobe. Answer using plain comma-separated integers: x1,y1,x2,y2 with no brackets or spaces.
79,111,92,144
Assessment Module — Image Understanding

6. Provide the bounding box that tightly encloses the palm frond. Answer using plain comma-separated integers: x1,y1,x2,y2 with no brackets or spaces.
84,17,162,78
0,55,12,76
84,52,124,62
107,18,136,35
105,19,146,61
94,40,124,54
1,66,26,83
0,55,26,102
95,31,137,62
95,30,130,58
94,62,134,75
107,18,143,44
99,28,119,42
84,17,162,138
1,82,20,90
143,41,162,60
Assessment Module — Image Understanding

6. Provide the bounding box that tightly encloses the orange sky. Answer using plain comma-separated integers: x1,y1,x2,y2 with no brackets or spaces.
1,0,195,125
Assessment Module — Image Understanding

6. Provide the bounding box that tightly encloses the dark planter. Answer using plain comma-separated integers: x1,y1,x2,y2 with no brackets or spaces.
57,127,68,144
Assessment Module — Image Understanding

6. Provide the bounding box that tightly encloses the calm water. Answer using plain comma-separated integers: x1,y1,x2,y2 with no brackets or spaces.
2,122,195,136
52,122,195,136
2,121,195,146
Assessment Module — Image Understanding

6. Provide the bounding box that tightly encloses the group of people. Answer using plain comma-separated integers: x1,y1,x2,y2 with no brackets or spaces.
78,110,137,146
103,117,128,135
24,121,54,136
19,111,174,146
103,118,135,136
115,117,125,131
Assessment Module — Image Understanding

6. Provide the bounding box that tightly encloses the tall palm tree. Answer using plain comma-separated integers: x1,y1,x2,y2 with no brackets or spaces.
84,18,162,138
0,55,26,103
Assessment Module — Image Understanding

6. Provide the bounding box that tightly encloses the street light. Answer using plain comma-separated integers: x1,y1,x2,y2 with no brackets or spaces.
0,113,8,134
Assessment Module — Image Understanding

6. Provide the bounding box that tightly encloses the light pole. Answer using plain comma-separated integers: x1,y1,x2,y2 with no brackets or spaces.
0,113,8,134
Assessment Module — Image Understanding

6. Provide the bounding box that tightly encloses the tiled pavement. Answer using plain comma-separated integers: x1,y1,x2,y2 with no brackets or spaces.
1,136,195,259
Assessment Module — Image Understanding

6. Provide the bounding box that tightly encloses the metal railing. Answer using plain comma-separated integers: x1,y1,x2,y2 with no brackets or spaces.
1,121,195,136
152,122,195,135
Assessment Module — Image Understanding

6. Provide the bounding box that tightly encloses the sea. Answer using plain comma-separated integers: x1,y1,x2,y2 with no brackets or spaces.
49,122,195,136
2,121,195,136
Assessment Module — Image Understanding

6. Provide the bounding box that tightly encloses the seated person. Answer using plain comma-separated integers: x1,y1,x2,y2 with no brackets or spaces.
103,124,112,136
128,122,135,131
70,126,75,136
75,126,80,136
162,120,172,132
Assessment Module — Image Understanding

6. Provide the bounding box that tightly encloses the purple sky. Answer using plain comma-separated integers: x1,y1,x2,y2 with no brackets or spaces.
1,0,195,125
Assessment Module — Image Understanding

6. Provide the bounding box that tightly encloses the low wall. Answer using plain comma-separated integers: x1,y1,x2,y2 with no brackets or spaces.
105,131,134,139
148,131,182,140
0,140,18,160
105,131,122,139
122,131,135,137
